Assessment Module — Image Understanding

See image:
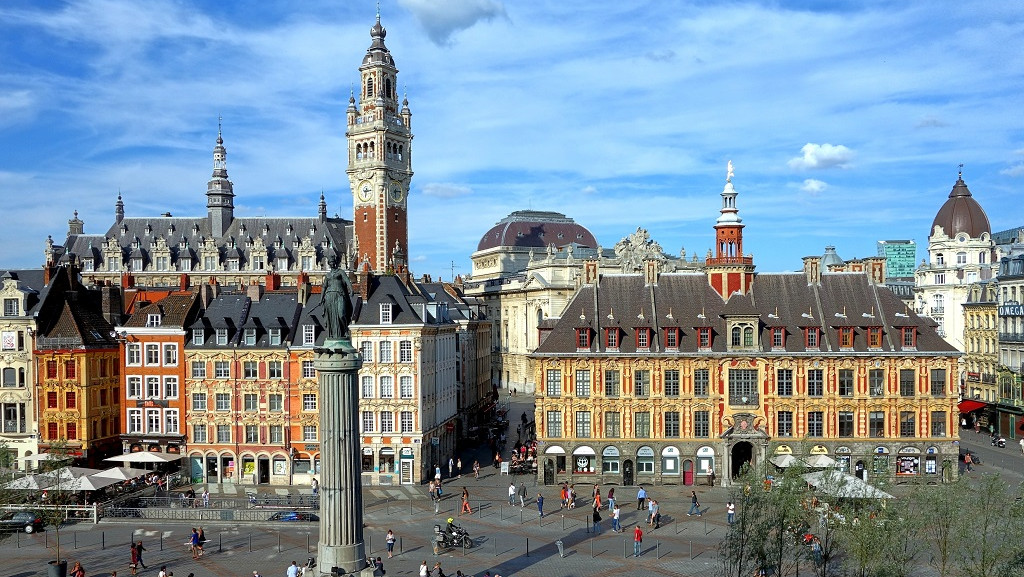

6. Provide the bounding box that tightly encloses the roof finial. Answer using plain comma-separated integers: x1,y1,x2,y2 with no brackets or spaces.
376,0,381,23
958,163,964,180
217,114,223,145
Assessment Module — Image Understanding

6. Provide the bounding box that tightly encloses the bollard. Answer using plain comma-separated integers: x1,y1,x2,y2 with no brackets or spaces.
367,535,372,554
410,498,413,516
705,518,708,536
623,538,627,559
591,537,594,558
45,530,48,548
249,533,252,553
494,536,497,557
160,533,163,551
306,534,309,553
520,509,523,525
561,515,565,530
526,537,529,557
499,503,502,520
657,541,660,559
278,531,281,553
676,520,679,535
219,533,223,553
16,529,19,548
689,540,692,559
386,498,390,516
400,536,403,555
74,532,78,550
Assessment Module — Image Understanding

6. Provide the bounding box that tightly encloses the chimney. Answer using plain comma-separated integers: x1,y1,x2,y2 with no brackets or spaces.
583,260,599,285
100,284,123,325
297,276,310,306
265,272,280,291
868,257,886,285
247,281,264,302
802,256,821,285
359,268,372,301
121,272,135,289
178,273,190,291
644,260,659,285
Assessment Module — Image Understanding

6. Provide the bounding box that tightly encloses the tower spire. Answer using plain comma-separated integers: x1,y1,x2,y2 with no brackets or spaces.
705,161,755,299
207,119,235,237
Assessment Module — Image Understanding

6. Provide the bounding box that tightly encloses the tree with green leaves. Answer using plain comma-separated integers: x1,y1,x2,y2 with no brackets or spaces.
38,440,76,574
954,474,1024,577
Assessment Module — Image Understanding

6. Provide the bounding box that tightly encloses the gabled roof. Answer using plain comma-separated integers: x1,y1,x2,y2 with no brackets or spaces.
123,292,199,329
534,271,957,356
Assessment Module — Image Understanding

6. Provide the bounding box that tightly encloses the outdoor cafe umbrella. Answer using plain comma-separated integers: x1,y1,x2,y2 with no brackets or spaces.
60,474,122,492
802,470,894,499
93,466,149,481
3,473,55,490
804,454,838,468
770,454,804,468
104,452,180,464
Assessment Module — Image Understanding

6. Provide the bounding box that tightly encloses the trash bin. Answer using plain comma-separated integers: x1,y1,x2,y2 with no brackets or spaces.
556,539,564,558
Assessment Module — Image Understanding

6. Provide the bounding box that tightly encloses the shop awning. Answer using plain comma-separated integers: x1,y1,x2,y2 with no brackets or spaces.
958,400,987,413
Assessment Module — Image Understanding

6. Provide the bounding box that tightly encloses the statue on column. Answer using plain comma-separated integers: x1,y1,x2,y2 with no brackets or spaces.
321,257,354,341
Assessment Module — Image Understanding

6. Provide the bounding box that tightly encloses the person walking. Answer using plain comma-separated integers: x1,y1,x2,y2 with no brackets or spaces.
607,487,615,512
611,504,621,532
196,527,205,557
727,501,736,524
190,527,200,559
473,460,480,479
287,561,301,577
135,541,148,569
202,488,210,507
964,452,974,472
518,481,527,507
647,496,656,525
448,457,454,480
536,492,544,518
460,487,473,515
591,505,602,533
687,490,701,516
508,481,516,506
435,464,442,483
419,561,429,577
386,529,396,558
129,542,140,575
311,478,319,496
636,486,647,510
650,499,661,529
456,458,462,479
70,561,85,577
1019,437,1024,454
633,525,643,557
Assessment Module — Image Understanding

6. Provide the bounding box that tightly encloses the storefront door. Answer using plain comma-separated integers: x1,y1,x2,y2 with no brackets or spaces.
543,459,555,485
400,459,414,485
683,459,693,485
623,460,634,486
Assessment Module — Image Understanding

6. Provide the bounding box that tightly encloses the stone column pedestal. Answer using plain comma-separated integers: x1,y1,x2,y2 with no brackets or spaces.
315,339,370,576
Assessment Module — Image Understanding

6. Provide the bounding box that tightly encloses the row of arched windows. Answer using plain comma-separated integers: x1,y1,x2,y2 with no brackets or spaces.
365,75,395,100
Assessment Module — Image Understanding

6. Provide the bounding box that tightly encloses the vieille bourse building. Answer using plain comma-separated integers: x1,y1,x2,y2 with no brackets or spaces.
532,168,961,488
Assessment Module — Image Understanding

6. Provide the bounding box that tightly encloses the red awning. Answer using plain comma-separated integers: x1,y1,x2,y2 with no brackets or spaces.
958,400,987,413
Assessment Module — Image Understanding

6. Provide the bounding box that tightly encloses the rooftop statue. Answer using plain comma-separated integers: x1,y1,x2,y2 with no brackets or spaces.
321,258,354,341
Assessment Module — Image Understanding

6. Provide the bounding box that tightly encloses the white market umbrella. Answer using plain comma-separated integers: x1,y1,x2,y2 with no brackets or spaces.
802,470,893,499
770,454,803,468
804,454,838,468
93,466,149,481
105,452,180,464
4,473,55,490
19,454,71,463
62,474,122,491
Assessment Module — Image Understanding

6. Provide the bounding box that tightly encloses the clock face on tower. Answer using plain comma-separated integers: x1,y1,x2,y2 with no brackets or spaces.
357,181,373,203
389,182,404,203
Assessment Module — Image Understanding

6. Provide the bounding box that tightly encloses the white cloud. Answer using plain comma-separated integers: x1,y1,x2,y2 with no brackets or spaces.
399,0,507,45
788,143,854,170
800,178,828,195
421,183,474,198
580,185,597,195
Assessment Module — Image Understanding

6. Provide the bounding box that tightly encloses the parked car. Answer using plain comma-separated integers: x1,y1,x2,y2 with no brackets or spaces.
0,510,43,533
267,511,319,522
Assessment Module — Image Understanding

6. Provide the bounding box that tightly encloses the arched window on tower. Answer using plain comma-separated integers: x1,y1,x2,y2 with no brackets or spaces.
369,141,375,159
366,77,374,98
398,145,403,160
385,78,392,99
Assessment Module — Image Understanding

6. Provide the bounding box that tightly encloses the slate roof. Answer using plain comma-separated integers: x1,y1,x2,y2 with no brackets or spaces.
123,293,199,329
188,290,304,348
534,271,957,356
33,267,117,349
0,269,47,314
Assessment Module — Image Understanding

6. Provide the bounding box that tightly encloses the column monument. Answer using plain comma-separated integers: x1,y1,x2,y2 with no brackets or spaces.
315,260,371,576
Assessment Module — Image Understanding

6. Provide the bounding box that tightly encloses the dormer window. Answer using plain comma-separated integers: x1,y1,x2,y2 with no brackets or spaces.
227,258,240,271
838,327,854,349
132,257,144,271
575,328,590,349
302,324,315,345
729,322,757,350
805,328,820,349
380,303,393,324
664,328,680,350
276,257,289,271
697,327,712,350
636,328,651,351
901,327,917,349
605,328,619,350
216,328,228,346
82,259,94,272
146,314,162,327
3,299,19,317
192,328,204,345
867,327,883,349
269,328,281,346
771,327,785,349
244,328,256,346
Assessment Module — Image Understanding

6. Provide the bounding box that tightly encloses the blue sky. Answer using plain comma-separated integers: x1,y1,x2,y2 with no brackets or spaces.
1,0,1023,280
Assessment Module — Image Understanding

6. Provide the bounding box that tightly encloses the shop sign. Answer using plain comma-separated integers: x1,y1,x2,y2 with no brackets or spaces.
774,445,793,455
637,446,655,458
809,444,828,455
602,446,620,457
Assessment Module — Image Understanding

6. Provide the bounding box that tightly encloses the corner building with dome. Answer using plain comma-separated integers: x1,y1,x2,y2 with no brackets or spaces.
531,166,961,488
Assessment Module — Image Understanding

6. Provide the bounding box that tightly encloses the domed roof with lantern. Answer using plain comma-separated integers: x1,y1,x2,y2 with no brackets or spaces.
930,169,991,239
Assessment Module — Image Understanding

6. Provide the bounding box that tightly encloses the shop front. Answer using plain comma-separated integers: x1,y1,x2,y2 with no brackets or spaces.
696,446,716,483
572,446,597,475
660,446,680,483
601,446,620,476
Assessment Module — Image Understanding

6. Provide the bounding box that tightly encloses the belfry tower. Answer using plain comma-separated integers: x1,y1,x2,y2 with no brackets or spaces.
347,14,413,273
705,161,755,299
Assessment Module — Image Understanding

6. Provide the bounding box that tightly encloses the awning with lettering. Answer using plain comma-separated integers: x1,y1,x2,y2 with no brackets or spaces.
958,400,987,413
